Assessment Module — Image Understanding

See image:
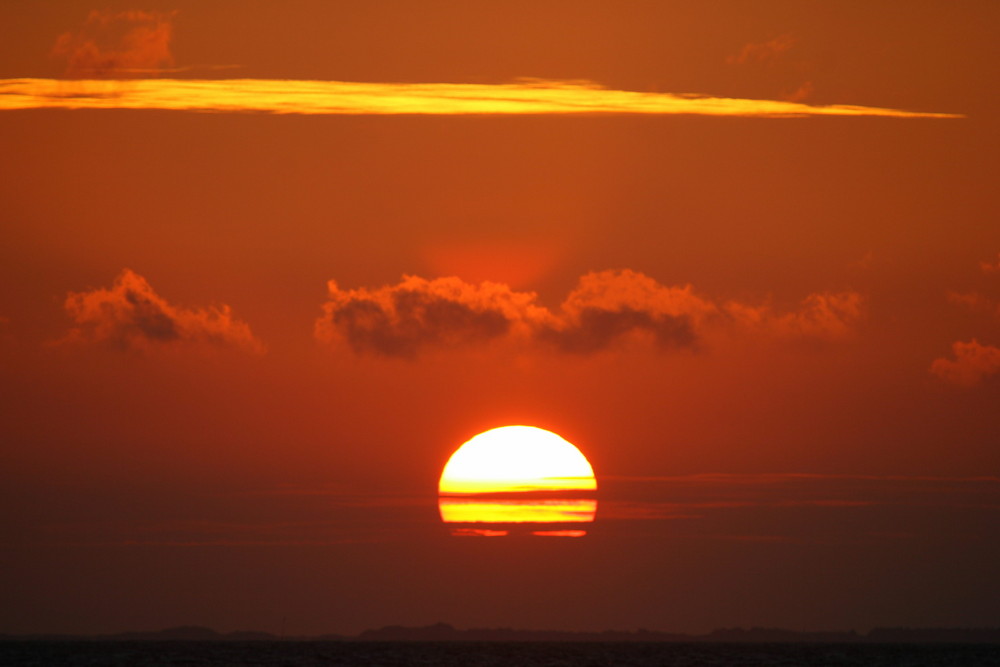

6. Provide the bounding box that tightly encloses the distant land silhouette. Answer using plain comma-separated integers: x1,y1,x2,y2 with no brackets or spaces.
3,623,1000,643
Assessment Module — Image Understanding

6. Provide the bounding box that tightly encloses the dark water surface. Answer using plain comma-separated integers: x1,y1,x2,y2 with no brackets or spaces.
2,641,999,666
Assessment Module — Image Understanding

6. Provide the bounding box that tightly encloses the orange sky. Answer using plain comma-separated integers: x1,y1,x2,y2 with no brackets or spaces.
1,1,999,636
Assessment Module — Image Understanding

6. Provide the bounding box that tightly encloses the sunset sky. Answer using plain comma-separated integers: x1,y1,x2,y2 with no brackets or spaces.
2,1,999,636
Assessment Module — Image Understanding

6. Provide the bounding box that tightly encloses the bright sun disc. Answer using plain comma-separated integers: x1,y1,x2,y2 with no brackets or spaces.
439,425,597,495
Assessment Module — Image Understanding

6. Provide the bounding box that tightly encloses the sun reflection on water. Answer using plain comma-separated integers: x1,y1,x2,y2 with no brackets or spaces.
438,497,597,536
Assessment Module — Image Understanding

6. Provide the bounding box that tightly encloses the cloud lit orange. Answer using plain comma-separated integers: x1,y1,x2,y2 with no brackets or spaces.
315,270,863,357
51,10,176,77
0,78,962,118
930,339,1000,387
63,269,264,353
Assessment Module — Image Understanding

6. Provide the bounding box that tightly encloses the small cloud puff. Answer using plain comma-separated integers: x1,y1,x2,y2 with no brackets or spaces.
315,270,863,359
931,340,1000,387
52,10,176,77
64,269,263,354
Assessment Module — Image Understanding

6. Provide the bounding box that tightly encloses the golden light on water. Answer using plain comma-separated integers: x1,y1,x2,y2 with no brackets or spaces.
438,498,598,524
438,426,598,537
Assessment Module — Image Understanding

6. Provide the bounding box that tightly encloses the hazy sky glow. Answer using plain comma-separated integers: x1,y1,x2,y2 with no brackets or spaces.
1,0,998,638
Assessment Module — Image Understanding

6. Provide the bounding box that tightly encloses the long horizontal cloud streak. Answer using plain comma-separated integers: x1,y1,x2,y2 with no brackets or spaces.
315,270,862,358
599,473,1000,524
0,78,961,117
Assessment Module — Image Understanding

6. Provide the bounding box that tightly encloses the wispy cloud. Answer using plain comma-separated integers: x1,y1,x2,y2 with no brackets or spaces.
62,269,264,354
315,270,863,358
18,493,433,547
602,472,1000,486
725,33,816,103
0,77,961,117
725,291,863,341
727,34,798,67
599,472,1000,523
33,518,391,547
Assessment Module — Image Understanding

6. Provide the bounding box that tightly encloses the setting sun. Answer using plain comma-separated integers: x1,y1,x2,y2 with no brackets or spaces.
438,426,597,536
439,426,597,495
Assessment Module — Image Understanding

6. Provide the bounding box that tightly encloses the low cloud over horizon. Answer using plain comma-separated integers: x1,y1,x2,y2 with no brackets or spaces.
315,270,863,358
63,269,264,354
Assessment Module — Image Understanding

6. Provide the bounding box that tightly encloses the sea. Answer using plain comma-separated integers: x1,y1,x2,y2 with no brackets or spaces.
2,641,1000,667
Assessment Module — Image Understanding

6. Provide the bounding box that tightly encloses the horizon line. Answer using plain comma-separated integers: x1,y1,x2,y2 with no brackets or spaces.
7,622,1000,643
